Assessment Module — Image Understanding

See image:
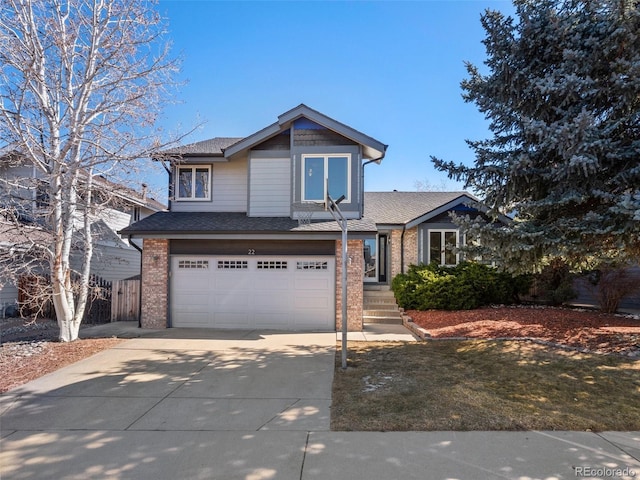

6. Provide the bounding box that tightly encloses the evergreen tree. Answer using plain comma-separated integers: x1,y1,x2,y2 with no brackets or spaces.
433,0,640,269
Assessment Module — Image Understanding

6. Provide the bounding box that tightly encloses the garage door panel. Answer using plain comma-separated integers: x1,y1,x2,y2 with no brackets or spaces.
178,314,211,328
255,293,291,309
214,293,250,310
254,313,289,328
294,277,332,291
214,276,252,291
214,312,250,329
294,295,331,309
171,256,335,330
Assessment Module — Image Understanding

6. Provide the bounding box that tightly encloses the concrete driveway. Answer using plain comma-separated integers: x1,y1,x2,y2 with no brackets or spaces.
1,329,335,479
1,326,639,480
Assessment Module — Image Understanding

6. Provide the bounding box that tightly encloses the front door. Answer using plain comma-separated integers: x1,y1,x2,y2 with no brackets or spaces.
363,234,388,283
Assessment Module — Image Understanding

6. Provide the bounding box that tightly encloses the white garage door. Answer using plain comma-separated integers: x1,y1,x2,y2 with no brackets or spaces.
171,256,335,330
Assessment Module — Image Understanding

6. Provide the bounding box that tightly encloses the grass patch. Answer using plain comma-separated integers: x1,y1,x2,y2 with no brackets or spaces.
331,340,640,431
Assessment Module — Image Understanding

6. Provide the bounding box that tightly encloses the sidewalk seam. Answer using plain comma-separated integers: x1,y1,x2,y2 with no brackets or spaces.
123,360,211,431
299,431,311,480
596,433,640,463
256,398,301,431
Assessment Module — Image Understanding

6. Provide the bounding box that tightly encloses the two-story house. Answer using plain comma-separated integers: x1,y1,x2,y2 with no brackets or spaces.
121,105,386,331
0,155,165,311
121,104,504,331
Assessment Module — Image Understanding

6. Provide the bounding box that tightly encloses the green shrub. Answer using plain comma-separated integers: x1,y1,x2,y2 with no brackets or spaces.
391,262,531,311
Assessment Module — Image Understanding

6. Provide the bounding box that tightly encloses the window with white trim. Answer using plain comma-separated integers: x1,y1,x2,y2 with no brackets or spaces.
302,154,350,202
176,165,211,200
428,230,460,266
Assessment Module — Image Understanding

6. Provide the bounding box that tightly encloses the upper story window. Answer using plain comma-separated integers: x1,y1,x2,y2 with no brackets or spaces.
302,154,350,203
177,166,211,201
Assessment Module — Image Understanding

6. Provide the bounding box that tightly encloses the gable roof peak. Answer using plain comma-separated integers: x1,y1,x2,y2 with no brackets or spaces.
225,104,387,160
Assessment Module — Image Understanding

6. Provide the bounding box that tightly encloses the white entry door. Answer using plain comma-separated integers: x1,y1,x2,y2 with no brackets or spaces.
171,256,335,330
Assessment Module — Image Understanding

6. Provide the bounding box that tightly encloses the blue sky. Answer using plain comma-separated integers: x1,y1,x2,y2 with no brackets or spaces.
153,0,516,198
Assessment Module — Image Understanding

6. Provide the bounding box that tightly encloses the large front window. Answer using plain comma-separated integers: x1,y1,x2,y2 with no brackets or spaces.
177,166,211,200
302,154,350,202
429,230,460,266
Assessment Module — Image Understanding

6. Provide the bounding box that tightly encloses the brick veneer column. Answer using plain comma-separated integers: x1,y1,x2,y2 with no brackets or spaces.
404,227,419,269
140,238,169,329
335,239,364,331
390,227,419,279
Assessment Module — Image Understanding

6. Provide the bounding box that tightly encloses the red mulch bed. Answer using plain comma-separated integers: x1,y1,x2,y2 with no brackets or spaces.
406,306,640,356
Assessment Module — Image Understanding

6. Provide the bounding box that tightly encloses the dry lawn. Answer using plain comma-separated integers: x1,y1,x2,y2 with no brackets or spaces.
332,340,640,431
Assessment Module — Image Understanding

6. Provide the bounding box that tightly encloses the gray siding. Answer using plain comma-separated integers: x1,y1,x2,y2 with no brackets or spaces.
82,245,141,282
248,156,291,217
171,158,248,213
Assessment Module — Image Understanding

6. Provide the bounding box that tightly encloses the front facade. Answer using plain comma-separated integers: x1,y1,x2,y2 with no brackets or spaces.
122,105,387,331
123,105,504,332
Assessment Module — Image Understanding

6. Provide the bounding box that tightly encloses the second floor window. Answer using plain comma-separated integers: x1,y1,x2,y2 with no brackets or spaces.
302,154,350,203
177,166,211,200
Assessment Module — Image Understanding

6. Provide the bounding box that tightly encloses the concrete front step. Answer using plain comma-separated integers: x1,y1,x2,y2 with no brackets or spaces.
363,289,395,295
364,308,402,316
363,284,392,291
363,286,402,324
363,315,403,325
363,304,400,312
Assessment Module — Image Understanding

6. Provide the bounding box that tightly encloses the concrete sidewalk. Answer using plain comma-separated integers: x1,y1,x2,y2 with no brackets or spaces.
1,327,638,480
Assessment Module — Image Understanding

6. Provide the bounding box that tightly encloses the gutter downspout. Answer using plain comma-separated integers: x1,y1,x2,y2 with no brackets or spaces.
127,235,143,328
400,225,406,274
361,156,384,218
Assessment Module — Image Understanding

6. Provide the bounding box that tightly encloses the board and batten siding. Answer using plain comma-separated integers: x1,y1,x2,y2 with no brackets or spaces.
172,158,248,213
249,157,291,217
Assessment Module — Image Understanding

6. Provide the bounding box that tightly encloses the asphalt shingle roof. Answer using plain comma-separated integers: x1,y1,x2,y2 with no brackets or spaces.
159,137,244,156
120,211,377,236
364,191,475,225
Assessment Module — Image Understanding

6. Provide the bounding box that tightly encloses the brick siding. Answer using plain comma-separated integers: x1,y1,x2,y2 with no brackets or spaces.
389,227,419,280
335,239,364,331
140,238,168,328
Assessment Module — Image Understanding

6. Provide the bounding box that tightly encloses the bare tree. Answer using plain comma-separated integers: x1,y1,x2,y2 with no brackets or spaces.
413,178,454,192
0,0,182,341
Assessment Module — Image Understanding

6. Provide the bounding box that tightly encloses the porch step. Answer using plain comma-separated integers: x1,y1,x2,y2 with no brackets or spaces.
363,315,403,325
363,286,403,325
363,284,392,291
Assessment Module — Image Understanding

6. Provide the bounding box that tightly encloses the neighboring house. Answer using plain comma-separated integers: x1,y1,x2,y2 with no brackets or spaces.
0,156,165,310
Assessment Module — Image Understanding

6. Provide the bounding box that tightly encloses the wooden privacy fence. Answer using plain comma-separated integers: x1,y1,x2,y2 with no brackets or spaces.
111,278,140,322
18,274,112,324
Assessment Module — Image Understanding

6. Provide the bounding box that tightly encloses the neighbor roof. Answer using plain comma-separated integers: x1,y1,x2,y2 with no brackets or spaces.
364,191,478,226
158,137,244,157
